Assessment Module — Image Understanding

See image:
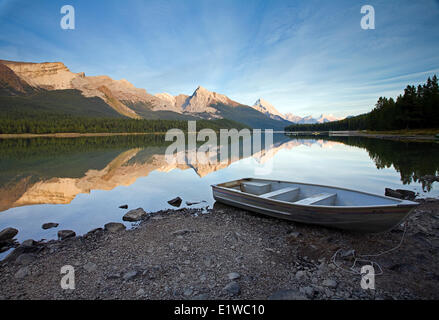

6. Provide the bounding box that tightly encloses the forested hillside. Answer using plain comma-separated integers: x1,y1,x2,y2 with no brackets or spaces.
286,75,439,131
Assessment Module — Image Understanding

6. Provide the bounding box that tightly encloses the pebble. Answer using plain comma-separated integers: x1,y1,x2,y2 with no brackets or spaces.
322,279,338,288
83,262,97,273
123,270,138,281
300,286,315,298
268,289,307,300
288,232,301,238
171,229,191,236
227,272,241,280
107,272,121,280
136,289,145,296
14,266,30,279
183,288,193,296
295,270,306,280
224,281,241,296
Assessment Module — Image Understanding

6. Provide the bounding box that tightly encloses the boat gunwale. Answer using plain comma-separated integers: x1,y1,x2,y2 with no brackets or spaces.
211,177,419,210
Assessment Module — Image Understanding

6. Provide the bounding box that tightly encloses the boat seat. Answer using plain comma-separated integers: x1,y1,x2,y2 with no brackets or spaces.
260,187,300,201
241,182,271,195
293,193,337,206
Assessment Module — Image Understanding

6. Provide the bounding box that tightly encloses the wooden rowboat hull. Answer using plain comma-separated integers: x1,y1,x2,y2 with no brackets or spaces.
212,178,418,233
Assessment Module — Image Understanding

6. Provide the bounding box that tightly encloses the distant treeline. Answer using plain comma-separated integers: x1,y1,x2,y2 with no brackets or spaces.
0,115,248,134
286,75,439,131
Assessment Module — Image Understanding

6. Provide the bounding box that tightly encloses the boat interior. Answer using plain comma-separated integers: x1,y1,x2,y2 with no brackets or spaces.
216,178,403,207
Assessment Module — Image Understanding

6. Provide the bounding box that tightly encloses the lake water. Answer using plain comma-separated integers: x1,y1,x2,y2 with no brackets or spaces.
1,134,438,259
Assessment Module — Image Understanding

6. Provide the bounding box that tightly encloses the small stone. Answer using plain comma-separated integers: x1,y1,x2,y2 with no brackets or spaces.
224,281,241,296
203,256,214,267
104,222,126,232
15,253,36,265
123,208,148,222
171,229,191,236
42,223,59,230
119,204,128,209
193,293,209,300
83,262,97,272
168,197,183,207
268,289,307,300
288,232,301,238
57,230,76,240
0,227,18,241
123,270,138,281
300,286,315,298
107,272,121,280
227,272,241,280
385,188,404,199
20,239,36,248
295,270,306,280
322,279,338,288
136,289,145,296
183,288,193,296
14,266,30,279
395,189,416,200
87,228,103,235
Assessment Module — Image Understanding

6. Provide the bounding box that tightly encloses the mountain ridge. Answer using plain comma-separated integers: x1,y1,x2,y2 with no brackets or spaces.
0,59,342,129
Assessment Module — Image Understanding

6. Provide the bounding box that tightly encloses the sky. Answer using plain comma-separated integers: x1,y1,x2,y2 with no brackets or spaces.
1,0,439,118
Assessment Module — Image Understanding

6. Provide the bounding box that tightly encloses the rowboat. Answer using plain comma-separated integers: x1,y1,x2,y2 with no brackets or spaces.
211,178,419,233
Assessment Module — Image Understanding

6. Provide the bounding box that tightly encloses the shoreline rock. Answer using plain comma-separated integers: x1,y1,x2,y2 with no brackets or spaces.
1,200,438,300
168,197,182,207
57,230,76,240
385,188,416,200
104,222,126,232
42,223,59,230
123,208,148,222
0,228,18,242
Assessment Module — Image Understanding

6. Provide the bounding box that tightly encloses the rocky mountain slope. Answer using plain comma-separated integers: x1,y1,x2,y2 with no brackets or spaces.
252,98,285,121
0,62,34,96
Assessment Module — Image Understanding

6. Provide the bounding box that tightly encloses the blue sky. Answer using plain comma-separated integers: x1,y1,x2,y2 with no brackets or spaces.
1,0,439,117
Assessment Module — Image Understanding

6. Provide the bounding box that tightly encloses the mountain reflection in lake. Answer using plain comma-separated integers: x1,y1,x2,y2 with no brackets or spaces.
0,134,438,257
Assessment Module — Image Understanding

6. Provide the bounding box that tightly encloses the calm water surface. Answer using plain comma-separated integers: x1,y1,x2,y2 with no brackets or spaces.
1,134,438,259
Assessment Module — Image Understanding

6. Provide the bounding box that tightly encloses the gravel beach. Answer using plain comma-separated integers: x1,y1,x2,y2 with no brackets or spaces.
0,198,438,300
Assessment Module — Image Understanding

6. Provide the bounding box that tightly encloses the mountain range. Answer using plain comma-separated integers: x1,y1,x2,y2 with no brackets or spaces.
251,98,342,124
0,59,341,130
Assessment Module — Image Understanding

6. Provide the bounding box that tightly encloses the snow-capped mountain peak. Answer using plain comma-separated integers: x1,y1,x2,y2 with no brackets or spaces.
252,98,285,121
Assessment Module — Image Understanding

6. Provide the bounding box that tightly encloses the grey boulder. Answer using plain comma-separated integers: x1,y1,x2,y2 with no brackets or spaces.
104,222,126,232
0,227,18,242
123,208,148,222
58,230,76,240
168,197,182,207
42,222,59,230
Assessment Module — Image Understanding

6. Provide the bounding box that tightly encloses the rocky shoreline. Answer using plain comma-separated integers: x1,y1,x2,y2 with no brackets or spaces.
0,198,439,300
